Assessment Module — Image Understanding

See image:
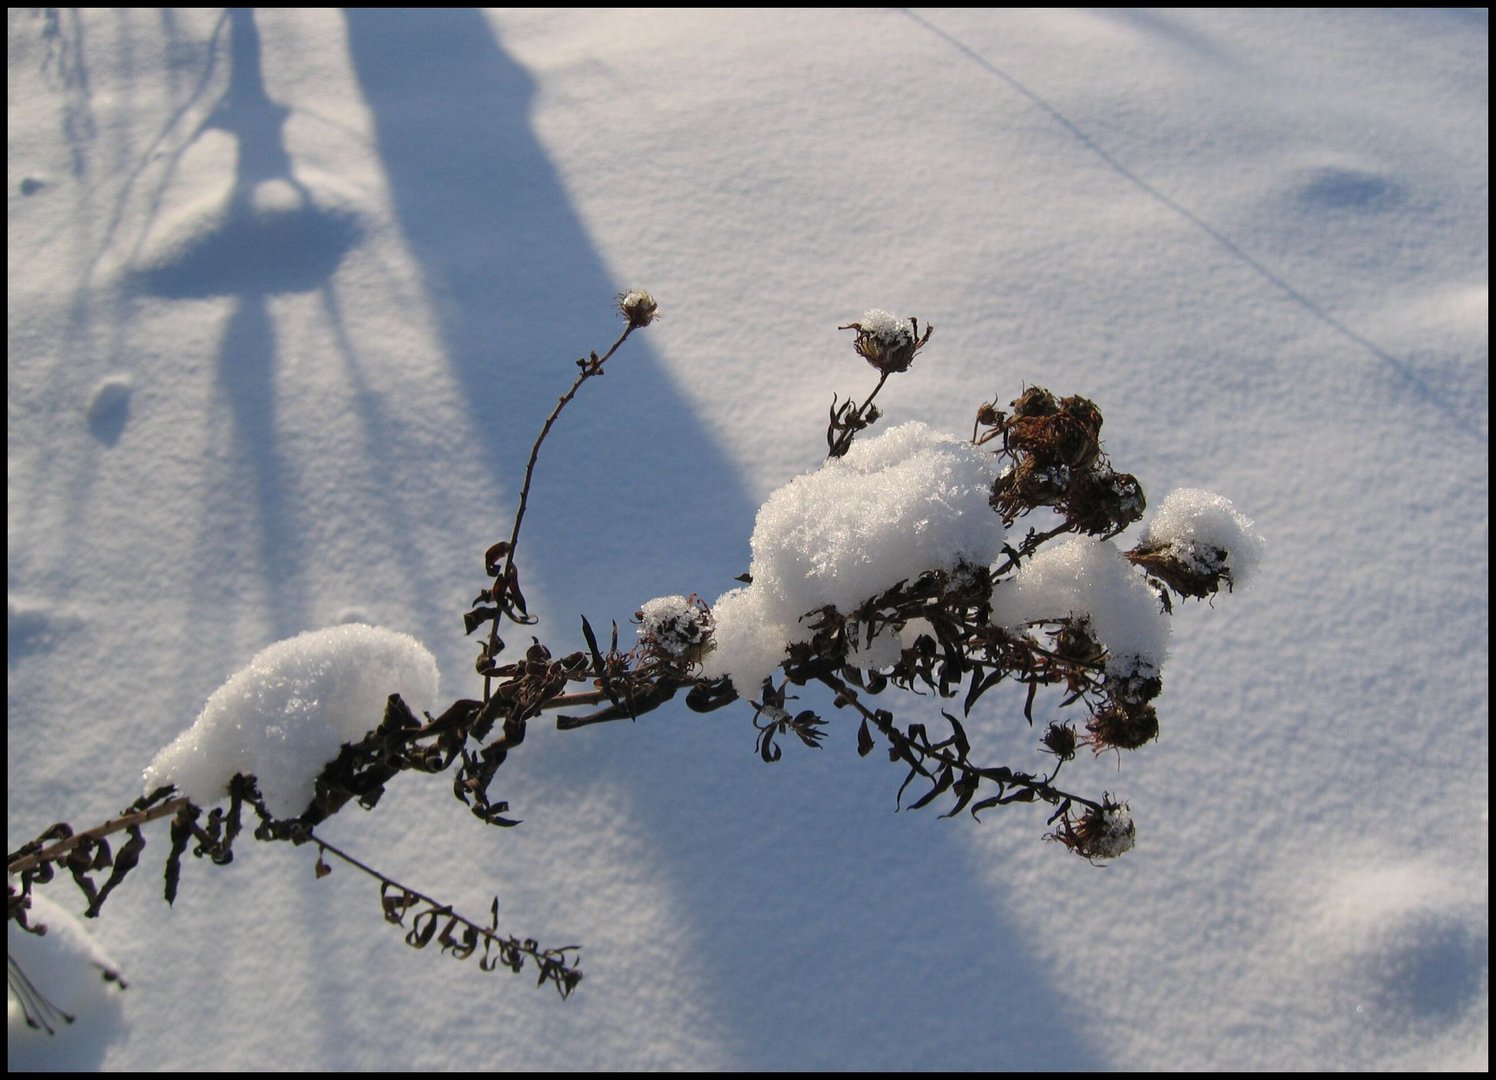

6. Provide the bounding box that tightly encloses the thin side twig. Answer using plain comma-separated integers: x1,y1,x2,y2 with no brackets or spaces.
8,795,191,877
484,324,638,699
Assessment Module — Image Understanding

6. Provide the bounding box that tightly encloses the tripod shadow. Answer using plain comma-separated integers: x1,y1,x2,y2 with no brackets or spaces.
342,9,1104,1070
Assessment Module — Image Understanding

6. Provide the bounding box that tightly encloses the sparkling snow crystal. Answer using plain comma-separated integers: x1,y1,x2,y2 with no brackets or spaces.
856,308,914,349
143,624,440,818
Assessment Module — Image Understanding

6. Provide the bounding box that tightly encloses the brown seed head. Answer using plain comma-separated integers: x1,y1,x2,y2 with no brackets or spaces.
839,310,931,374
617,289,659,328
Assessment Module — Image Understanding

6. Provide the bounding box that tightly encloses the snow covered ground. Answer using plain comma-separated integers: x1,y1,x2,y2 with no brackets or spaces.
8,8,1487,1071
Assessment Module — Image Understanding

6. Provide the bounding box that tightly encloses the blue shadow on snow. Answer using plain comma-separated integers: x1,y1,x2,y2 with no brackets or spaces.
343,9,1103,1070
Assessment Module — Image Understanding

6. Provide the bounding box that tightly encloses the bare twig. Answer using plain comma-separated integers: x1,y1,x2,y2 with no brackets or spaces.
483,323,640,699
8,794,189,877
307,831,583,998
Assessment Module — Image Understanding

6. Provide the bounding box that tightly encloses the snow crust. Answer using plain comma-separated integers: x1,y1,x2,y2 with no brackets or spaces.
143,625,439,818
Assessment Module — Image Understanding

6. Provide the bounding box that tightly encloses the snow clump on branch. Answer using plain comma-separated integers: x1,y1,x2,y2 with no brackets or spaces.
143,624,439,818
991,534,1171,685
702,421,1007,691
636,594,714,662
1142,488,1265,591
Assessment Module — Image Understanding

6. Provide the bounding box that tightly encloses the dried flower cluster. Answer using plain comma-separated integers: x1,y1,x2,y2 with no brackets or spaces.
980,386,1145,537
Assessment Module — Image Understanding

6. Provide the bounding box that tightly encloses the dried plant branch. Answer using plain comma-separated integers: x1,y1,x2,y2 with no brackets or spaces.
483,326,636,679
8,791,189,879
9,291,1258,1004
307,831,582,998
812,669,1102,815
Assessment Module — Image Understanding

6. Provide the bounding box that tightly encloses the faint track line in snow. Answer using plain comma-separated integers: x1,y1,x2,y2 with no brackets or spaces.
83,9,231,290
901,9,1486,445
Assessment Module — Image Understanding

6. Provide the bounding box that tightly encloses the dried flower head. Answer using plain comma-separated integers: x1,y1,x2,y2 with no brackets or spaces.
635,594,713,666
990,458,1071,522
993,390,1101,470
1010,386,1058,419
1085,702,1160,751
1041,721,1079,762
972,399,1005,446
1049,798,1136,860
1050,620,1106,666
1062,467,1146,537
1129,488,1264,600
1126,540,1231,600
617,289,659,328
1104,658,1163,708
838,309,932,374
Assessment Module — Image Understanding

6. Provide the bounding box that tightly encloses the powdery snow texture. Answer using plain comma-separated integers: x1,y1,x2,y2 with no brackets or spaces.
991,534,1170,679
1144,487,1266,591
143,624,439,818
702,421,1007,690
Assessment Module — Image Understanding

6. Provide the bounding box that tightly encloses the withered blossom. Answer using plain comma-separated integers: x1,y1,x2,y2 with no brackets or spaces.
838,309,932,374
617,288,659,328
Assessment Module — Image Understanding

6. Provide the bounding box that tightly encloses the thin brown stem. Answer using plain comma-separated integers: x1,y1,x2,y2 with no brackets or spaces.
484,324,637,698
815,670,1101,812
504,327,636,570
308,831,452,911
8,795,192,876
827,370,891,458
308,830,581,993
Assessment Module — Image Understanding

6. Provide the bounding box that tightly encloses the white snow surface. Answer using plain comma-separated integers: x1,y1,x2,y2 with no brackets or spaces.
143,624,439,817
7,894,128,1071
7,8,1487,1073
